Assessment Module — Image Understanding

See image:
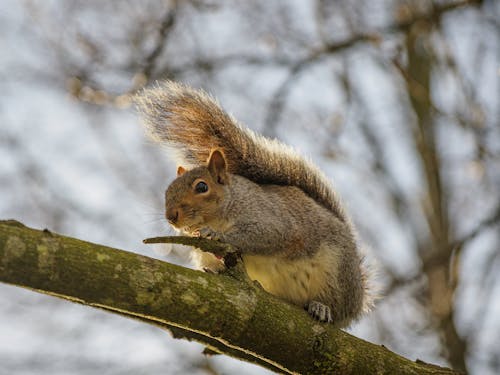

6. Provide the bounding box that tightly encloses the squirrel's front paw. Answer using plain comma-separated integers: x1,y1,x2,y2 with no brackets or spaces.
306,301,333,323
198,227,222,241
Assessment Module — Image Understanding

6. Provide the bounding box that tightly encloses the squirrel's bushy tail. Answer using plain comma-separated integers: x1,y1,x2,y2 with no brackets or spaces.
135,80,347,223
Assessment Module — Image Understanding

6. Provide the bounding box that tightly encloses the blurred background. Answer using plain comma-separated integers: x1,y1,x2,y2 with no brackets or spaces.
0,0,499,374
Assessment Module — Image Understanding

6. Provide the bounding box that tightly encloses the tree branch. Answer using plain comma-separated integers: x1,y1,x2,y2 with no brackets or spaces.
138,2,178,84
0,220,460,374
263,0,482,136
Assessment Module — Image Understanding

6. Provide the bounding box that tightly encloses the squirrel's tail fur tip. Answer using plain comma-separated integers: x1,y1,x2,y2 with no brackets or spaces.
134,80,216,114
134,80,215,142
134,80,241,169
360,256,380,315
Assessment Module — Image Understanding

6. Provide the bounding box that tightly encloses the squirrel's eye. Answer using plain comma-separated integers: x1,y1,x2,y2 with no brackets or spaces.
195,181,209,193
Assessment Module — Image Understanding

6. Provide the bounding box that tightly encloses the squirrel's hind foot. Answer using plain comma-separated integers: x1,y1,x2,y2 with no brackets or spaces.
305,301,333,323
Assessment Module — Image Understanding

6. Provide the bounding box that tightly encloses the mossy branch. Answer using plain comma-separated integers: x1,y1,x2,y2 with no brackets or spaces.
0,220,460,375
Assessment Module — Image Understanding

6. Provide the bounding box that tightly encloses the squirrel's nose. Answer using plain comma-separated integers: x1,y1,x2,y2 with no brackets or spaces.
166,208,179,224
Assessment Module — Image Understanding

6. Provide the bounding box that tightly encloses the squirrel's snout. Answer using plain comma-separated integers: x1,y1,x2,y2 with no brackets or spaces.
166,208,179,224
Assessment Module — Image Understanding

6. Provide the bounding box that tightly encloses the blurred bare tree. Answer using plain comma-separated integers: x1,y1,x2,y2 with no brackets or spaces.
1,0,498,374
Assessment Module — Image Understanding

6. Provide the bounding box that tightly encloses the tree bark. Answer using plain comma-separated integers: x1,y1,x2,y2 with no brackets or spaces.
0,220,460,375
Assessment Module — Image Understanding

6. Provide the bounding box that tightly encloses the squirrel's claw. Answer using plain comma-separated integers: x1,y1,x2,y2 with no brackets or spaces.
306,301,333,323
198,227,221,241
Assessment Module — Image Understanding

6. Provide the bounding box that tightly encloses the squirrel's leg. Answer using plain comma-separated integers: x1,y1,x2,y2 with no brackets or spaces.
198,227,221,241
214,224,294,256
305,301,333,323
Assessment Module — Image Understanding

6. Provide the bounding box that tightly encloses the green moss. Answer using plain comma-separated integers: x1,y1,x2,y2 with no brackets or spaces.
136,290,157,306
96,253,111,262
1,220,26,228
2,236,26,266
37,244,53,273
181,289,200,305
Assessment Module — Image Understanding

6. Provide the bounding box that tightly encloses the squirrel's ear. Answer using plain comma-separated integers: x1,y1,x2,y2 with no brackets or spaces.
177,166,186,176
207,149,228,184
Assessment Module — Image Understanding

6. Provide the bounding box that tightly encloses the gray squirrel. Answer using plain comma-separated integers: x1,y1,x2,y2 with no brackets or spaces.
135,81,374,327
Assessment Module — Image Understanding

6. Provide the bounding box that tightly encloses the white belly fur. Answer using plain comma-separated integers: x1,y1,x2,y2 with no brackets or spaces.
242,243,339,306
191,248,226,273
